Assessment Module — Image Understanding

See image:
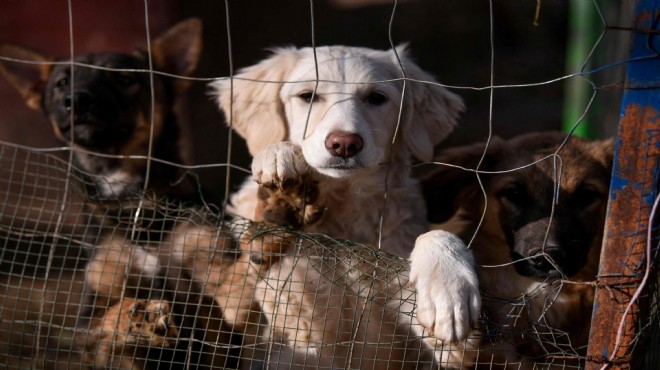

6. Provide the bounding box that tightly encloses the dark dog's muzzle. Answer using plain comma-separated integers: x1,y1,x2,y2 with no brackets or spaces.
64,91,95,115
512,246,567,278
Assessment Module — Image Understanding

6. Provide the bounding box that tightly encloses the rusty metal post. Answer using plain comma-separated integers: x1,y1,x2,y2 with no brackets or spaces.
586,1,660,369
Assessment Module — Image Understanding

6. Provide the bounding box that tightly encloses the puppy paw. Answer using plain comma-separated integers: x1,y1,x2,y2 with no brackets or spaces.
83,299,179,368
252,142,310,188
409,230,481,343
257,176,325,229
126,299,179,346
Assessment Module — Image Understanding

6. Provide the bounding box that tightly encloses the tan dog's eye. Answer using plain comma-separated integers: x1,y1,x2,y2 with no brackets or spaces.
298,91,318,103
497,183,526,206
365,91,387,106
573,185,604,208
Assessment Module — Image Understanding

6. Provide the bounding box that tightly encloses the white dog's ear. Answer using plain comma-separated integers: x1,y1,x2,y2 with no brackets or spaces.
212,47,299,156
395,46,464,162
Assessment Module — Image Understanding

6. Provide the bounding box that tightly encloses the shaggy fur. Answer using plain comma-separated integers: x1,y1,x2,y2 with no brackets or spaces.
210,45,481,368
80,224,239,370
421,132,614,368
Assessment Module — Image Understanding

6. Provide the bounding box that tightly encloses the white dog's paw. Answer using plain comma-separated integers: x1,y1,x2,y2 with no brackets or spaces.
409,230,481,343
252,142,310,188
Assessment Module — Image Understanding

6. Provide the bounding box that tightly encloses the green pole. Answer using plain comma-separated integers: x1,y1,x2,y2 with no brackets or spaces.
562,0,597,138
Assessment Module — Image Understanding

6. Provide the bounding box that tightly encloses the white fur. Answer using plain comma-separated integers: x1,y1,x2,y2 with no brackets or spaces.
212,45,479,367
410,231,480,343
97,169,142,198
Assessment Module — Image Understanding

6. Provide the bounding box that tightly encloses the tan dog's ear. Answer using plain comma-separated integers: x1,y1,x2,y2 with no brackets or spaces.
212,47,299,156
0,44,53,111
150,18,203,92
421,137,504,223
586,137,616,171
394,45,465,161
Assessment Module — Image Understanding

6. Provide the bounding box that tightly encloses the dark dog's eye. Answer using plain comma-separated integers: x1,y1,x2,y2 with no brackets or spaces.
116,73,138,87
498,184,526,205
56,77,69,89
298,92,318,103
573,185,604,208
365,92,387,106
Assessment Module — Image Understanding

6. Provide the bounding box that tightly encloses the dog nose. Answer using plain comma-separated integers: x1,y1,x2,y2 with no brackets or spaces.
325,132,364,158
64,91,93,114
529,248,564,272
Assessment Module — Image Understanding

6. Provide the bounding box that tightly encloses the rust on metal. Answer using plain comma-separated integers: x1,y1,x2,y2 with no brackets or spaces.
586,104,660,369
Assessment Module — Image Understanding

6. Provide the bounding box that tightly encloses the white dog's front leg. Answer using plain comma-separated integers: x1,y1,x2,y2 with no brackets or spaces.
409,230,481,343
251,142,310,187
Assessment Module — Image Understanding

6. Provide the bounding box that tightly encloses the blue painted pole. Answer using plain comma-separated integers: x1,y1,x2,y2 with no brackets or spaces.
586,1,660,369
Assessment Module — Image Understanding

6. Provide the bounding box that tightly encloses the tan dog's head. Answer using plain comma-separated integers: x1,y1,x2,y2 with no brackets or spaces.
212,45,463,178
422,132,614,279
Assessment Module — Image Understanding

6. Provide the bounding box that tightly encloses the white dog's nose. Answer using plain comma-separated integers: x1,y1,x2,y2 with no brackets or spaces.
325,131,363,158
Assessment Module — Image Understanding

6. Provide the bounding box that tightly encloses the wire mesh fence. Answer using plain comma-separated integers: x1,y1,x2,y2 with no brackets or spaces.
0,1,658,369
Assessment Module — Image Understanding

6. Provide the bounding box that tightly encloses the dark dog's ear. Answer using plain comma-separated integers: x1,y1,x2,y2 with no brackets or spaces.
421,137,505,223
150,18,202,92
0,44,53,110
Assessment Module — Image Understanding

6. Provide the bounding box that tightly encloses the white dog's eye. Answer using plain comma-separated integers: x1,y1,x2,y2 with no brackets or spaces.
365,92,388,106
298,92,319,103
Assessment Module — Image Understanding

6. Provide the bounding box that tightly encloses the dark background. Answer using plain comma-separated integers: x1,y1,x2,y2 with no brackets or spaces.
0,0,631,205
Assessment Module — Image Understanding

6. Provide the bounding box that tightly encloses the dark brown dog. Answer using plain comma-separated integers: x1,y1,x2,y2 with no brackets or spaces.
0,18,201,202
421,131,613,368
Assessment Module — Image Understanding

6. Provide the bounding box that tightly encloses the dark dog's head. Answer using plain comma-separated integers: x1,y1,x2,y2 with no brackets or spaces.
0,18,201,153
0,19,202,201
42,52,156,149
422,132,614,279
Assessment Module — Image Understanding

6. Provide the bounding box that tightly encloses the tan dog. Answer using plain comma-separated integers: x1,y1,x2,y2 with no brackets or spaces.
210,45,481,368
78,208,243,369
421,132,613,368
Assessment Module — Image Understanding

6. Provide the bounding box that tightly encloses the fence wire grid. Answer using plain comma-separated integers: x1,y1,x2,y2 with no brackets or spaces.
0,1,658,370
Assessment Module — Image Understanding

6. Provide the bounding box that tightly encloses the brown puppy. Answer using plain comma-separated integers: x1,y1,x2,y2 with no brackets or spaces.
421,132,613,368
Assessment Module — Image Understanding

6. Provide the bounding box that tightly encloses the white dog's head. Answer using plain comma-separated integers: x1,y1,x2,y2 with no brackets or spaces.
213,45,463,178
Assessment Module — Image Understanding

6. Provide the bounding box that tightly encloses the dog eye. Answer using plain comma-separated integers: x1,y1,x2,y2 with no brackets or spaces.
116,74,138,87
365,92,387,106
573,186,604,208
55,77,69,89
298,92,318,103
498,184,526,205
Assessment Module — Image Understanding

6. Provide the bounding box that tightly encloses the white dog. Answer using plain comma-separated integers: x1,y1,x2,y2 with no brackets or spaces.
212,45,480,368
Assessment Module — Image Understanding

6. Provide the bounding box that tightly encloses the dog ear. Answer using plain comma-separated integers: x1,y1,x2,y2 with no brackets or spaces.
212,47,299,156
586,137,615,171
150,18,203,92
394,45,465,162
421,137,504,223
0,44,53,111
